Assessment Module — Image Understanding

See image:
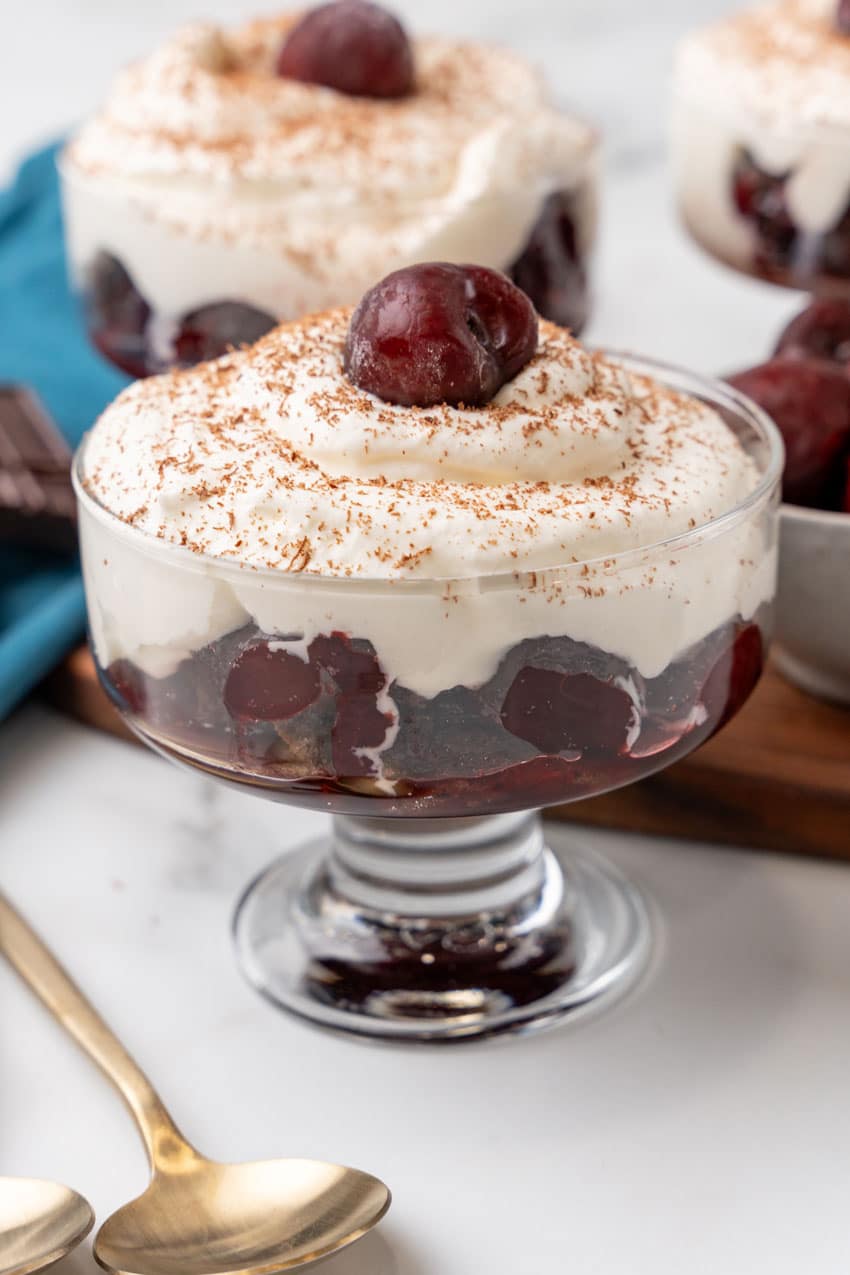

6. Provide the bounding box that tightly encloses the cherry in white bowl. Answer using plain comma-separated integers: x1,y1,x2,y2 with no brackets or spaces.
729,298,850,705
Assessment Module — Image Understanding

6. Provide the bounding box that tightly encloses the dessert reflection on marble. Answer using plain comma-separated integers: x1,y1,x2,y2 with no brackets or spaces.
60,0,597,378
73,264,782,1039
672,0,850,294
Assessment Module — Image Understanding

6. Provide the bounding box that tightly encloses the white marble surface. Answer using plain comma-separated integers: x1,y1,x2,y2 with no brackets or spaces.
2,2,850,1273
4,707,850,1275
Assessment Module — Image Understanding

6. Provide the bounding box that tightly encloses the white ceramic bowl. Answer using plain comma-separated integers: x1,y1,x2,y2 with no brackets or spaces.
775,505,850,706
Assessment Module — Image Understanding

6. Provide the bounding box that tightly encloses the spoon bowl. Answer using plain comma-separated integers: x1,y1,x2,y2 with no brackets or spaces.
95,1157,390,1275
0,1177,94,1275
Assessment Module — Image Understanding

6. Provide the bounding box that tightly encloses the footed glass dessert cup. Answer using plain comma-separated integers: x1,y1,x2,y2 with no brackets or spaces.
72,358,782,1042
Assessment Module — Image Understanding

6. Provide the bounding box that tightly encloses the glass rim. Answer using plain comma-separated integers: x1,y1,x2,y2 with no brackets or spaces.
71,350,784,594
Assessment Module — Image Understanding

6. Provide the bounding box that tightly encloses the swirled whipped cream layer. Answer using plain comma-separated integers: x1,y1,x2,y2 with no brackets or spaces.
78,313,775,695
82,312,759,577
63,18,595,320
673,1,850,244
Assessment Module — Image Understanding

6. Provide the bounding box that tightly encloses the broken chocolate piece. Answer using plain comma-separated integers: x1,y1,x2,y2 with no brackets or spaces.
0,386,77,553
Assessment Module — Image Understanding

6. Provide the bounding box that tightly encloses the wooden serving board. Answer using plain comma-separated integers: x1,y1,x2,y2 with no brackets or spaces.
552,668,850,859
43,646,850,859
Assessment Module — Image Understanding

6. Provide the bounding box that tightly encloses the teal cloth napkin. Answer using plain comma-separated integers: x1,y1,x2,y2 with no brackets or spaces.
0,141,129,720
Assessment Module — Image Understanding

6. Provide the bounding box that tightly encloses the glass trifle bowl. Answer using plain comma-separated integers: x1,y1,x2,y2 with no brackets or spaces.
72,276,782,1042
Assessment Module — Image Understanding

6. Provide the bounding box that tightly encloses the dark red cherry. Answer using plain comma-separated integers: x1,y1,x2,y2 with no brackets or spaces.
837,0,850,36
700,624,764,733
105,658,147,716
820,204,850,277
774,298,850,368
844,457,850,512
732,150,768,219
87,253,152,376
509,190,589,334
727,358,850,507
223,641,321,721
174,302,276,366
309,633,386,694
332,692,395,777
344,263,538,407
87,252,150,337
500,667,638,757
731,150,796,266
276,0,413,99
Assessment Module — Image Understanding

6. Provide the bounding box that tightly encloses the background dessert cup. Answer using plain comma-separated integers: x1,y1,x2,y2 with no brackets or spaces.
672,0,850,294
674,116,850,293
72,356,782,1041
60,15,598,378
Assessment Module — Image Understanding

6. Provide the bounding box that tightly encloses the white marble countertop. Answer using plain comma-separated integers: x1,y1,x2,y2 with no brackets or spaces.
4,708,850,1275
3,2,850,1272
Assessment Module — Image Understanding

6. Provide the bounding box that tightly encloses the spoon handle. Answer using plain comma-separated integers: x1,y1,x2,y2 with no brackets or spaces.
0,891,193,1172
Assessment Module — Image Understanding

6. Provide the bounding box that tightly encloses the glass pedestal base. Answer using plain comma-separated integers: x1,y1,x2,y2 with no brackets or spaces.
233,812,650,1042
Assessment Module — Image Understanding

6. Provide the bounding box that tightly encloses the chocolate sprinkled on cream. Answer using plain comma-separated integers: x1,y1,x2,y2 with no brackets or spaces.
82,310,759,581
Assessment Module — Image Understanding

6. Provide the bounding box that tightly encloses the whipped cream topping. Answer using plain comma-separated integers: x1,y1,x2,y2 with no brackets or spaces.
66,17,593,255
675,0,850,134
81,311,760,581
77,315,776,695
673,1,850,247
62,17,596,327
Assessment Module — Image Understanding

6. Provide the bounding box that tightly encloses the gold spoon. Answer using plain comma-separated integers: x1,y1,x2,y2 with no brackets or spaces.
0,1176,93,1275
0,894,390,1275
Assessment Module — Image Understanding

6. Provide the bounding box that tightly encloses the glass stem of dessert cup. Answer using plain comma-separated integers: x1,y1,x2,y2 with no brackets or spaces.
233,809,651,1042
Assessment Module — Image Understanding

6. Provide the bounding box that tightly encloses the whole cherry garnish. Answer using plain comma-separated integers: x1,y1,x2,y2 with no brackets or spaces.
727,358,850,507
277,0,413,99
774,298,850,368
837,0,850,36
344,263,539,407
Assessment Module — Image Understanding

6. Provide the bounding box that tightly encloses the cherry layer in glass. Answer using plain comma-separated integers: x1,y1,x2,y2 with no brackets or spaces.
73,268,781,1041
672,0,850,294
60,2,596,378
